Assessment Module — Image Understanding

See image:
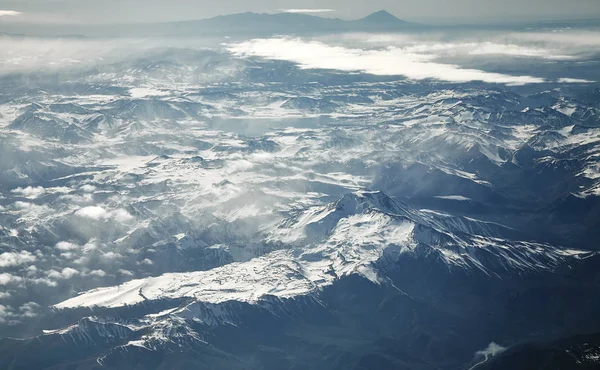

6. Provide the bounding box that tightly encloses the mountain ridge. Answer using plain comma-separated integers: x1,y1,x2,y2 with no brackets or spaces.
53,191,593,311
167,9,407,25
120,10,417,37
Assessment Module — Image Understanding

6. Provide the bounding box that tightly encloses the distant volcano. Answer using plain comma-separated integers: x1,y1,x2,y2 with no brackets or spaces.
96,10,418,37
358,10,408,25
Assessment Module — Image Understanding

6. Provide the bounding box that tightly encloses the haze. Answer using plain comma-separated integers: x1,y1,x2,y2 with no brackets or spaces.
0,0,599,24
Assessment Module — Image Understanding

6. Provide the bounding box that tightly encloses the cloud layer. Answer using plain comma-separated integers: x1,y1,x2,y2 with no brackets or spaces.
0,29,596,84
228,37,546,85
0,10,21,17
228,29,600,85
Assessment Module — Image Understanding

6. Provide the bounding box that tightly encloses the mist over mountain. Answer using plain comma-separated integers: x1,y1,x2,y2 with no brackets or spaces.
144,10,415,36
0,10,417,37
0,6,599,370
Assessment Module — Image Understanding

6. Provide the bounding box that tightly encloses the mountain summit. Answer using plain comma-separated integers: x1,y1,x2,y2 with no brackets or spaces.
359,10,406,24
105,9,415,37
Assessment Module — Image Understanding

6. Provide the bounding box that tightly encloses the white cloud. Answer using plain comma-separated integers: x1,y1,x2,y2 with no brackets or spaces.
80,184,97,193
48,267,79,280
344,35,575,61
60,252,76,259
129,87,170,98
435,195,471,201
60,267,80,279
14,201,34,209
31,277,57,287
102,251,122,260
11,186,46,199
0,10,21,17
0,273,23,286
0,251,36,267
339,31,600,59
0,37,144,75
0,302,41,325
558,77,594,83
350,38,573,61
476,342,507,356
75,206,108,219
59,193,94,204
19,302,41,318
279,9,336,14
0,304,12,325
118,269,134,276
12,201,50,218
74,206,133,222
48,186,71,194
228,37,546,85
82,241,98,252
111,208,134,223
56,241,80,251
467,42,574,60
89,269,107,277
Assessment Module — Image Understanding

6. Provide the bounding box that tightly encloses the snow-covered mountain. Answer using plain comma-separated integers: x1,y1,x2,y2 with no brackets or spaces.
5,190,584,369
0,31,599,370
56,191,590,311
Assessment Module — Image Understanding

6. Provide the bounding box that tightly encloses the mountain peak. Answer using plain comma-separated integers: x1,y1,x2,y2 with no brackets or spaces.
335,191,404,215
267,191,412,245
359,10,405,24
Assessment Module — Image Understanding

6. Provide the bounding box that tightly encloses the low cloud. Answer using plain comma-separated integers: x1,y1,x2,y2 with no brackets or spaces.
476,342,507,357
0,251,36,268
75,206,109,220
0,36,235,76
89,269,106,277
48,267,80,280
118,269,134,277
0,10,21,17
14,201,39,210
0,273,24,286
59,193,93,205
467,42,574,60
228,37,546,85
0,37,149,76
11,186,46,199
56,241,80,251
18,302,41,319
80,184,97,193
101,251,123,260
0,302,41,326
111,208,135,223
75,206,134,222
336,30,600,58
558,77,594,83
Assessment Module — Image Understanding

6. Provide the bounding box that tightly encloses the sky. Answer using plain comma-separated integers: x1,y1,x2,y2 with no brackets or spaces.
0,0,599,24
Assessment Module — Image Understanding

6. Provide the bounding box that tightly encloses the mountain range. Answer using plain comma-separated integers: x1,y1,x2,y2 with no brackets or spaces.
3,191,599,370
0,10,416,37
0,23,599,370
121,10,416,37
